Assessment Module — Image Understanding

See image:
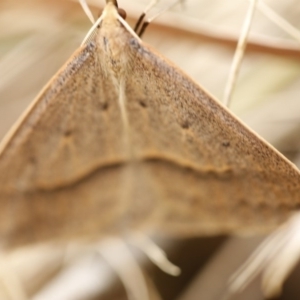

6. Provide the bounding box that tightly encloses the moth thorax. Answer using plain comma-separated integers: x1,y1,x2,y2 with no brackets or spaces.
99,36,132,81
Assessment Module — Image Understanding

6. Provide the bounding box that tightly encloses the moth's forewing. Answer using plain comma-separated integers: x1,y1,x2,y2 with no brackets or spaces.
0,2,299,248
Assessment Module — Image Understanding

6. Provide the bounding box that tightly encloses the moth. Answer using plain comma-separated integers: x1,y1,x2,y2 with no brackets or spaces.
0,0,299,249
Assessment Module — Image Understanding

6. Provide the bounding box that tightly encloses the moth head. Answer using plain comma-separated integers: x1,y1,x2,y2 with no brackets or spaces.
98,0,126,20
106,0,118,6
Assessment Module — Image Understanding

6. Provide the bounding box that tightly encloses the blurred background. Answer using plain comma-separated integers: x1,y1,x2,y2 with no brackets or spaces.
0,0,300,299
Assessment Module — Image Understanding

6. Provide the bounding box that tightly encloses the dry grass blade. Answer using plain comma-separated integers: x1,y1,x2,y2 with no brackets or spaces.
129,233,181,276
228,213,300,298
98,238,149,300
78,0,95,23
223,0,258,107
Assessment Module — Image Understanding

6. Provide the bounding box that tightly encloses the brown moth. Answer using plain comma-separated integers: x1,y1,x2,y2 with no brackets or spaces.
0,0,299,249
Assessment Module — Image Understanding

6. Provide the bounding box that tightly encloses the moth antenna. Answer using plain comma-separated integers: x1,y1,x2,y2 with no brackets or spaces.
81,14,104,46
98,237,149,300
138,0,184,38
222,0,258,107
78,0,95,24
134,0,160,33
129,232,181,276
257,0,300,43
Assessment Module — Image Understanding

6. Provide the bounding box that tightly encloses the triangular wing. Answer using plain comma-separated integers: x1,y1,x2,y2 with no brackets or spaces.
119,36,300,237
0,3,299,248
0,42,130,247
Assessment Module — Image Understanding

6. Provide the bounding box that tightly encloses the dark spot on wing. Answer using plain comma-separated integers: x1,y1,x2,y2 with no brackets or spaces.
103,37,108,50
29,156,36,164
64,130,72,137
139,100,147,108
180,120,189,129
101,103,108,110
